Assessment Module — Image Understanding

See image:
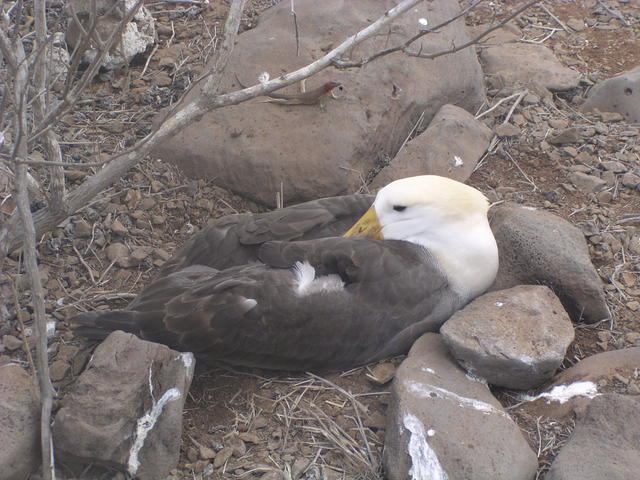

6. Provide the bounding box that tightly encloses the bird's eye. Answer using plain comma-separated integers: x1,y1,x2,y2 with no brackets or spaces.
393,205,407,212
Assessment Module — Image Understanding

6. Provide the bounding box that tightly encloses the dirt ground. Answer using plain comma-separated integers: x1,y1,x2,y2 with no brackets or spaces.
1,1,639,479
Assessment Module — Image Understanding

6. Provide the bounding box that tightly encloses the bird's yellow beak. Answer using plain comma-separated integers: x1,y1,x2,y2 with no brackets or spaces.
343,206,383,240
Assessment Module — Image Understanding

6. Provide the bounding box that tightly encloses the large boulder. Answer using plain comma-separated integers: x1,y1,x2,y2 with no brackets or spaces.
489,203,610,323
371,104,493,188
53,331,195,480
441,285,575,390
384,333,538,480
155,0,485,206
582,66,640,123
0,364,40,480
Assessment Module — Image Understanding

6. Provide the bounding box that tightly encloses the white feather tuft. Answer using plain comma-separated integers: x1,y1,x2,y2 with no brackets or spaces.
293,261,344,296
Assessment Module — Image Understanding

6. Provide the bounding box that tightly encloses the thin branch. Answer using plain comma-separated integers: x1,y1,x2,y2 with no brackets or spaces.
333,0,484,69
405,0,542,59
595,0,630,27
502,90,527,125
539,3,569,33
9,22,56,480
33,0,66,215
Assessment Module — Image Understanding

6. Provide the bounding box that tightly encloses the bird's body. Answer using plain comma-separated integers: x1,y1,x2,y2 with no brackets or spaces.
73,176,498,371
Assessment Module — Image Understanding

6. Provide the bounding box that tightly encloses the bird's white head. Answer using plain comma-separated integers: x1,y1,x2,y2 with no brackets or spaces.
344,175,498,299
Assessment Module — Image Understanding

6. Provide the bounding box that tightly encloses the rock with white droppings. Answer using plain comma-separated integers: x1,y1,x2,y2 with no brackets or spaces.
0,364,40,480
489,203,610,323
65,0,156,72
441,285,574,390
53,331,195,480
384,333,537,480
523,348,640,419
546,394,640,480
371,104,493,188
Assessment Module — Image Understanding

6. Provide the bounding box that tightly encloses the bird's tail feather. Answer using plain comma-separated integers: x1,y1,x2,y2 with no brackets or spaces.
72,310,144,340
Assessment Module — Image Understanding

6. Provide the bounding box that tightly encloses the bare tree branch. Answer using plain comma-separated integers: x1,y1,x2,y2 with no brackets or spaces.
332,0,486,69
404,0,541,59
33,0,66,214
5,0,425,251
6,16,56,479
29,0,145,144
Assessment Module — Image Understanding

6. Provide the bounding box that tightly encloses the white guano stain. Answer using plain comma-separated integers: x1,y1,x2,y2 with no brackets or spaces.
405,380,507,417
403,414,447,480
519,381,598,404
127,367,183,475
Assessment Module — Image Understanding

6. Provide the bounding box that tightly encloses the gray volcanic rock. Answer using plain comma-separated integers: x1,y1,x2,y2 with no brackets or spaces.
53,331,195,480
546,394,640,480
154,0,485,206
371,104,493,188
384,333,537,480
582,66,640,123
441,285,575,390
489,203,610,323
0,364,40,480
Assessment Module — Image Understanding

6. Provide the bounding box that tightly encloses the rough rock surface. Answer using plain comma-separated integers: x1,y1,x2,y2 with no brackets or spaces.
65,0,155,71
524,348,640,419
384,333,538,480
441,285,574,390
582,66,640,123
53,331,195,480
480,33,581,94
155,0,485,206
371,104,493,188
546,394,640,480
0,364,40,480
489,203,610,323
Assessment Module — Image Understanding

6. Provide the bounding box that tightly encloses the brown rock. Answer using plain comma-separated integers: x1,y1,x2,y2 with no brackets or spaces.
567,171,607,194
0,364,40,480
74,219,94,238
495,123,520,137
1,334,23,351
480,41,580,94
213,447,234,468
110,219,128,236
366,362,397,385
525,348,640,419
372,105,493,188
548,127,582,144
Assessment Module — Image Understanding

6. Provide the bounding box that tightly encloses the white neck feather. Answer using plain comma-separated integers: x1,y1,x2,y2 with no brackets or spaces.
388,214,498,302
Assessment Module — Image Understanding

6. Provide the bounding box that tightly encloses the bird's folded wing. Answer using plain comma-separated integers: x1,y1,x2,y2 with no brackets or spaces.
258,237,447,299
158,194,373,276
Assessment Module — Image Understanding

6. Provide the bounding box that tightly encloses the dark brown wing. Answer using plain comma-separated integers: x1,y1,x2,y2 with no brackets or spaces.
158,194,374,276
74,238,462,371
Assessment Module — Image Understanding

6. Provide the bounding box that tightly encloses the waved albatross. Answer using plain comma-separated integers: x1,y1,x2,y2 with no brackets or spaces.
73,176,498,370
